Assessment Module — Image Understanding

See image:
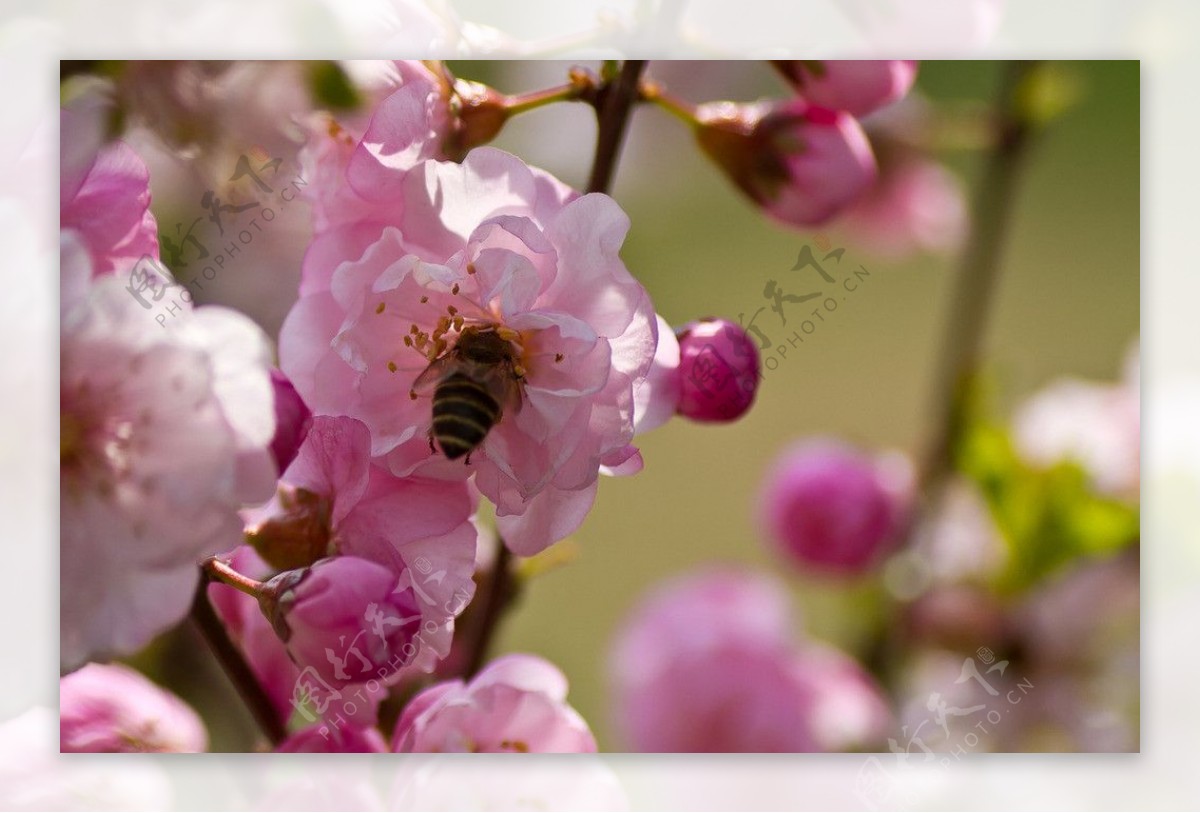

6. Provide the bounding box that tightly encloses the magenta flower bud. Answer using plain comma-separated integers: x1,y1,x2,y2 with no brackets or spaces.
757,439,912,575
60,663,207,752
276,722,388,753
675,318,760,423
772,60,919,117
260,556,423,688
695,98,877,227
269,367,311,474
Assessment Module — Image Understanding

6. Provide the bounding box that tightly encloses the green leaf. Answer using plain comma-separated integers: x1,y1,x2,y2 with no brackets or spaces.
956,414,1138,593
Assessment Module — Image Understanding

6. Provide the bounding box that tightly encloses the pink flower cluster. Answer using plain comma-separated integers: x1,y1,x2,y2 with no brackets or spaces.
282,62,687,557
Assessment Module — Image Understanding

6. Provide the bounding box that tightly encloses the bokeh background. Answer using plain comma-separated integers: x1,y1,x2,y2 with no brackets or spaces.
109,59,1139,752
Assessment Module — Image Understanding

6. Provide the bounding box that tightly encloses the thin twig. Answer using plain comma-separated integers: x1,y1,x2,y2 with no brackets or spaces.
463,545,515,679
190,572,287,746
865,61,1043,683
586,60,648,194
919,60,1041,492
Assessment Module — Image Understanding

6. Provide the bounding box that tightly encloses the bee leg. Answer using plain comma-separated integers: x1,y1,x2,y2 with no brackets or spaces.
428,433,437,455
464,451,472,466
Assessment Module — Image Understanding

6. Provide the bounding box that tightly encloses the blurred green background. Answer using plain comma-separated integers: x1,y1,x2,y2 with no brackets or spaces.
133,60,1138,752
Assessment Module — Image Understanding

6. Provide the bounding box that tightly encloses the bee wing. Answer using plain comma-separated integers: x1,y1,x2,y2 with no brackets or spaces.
410,354,457,395
474,362,524,416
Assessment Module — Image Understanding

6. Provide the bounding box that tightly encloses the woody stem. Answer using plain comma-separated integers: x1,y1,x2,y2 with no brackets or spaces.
587,60,649,194
462,545,515,679
191,564,286,746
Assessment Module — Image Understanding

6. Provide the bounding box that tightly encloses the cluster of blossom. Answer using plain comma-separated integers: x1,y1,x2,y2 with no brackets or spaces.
64,60,858,753
67,57,1128,759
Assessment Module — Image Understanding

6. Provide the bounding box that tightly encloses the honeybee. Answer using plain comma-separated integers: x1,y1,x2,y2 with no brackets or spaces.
411,325,524,462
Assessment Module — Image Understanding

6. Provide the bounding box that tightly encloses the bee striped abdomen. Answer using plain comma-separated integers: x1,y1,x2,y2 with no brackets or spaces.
431,373,500,459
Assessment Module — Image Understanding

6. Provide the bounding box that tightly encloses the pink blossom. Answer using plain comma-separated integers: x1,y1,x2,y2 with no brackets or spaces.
269,368,312,474
774,61,919,117
60,663,207,753
675,318,760,422
757,439,912,575
393,654,597,753
245,415,477,676
280,147,661,556
299,61,508,297
696,99,877,227
60,101,160,277
836,158,967,259
611,568,891,752
276,722,388,753
260,556,423,688
60,249,277,670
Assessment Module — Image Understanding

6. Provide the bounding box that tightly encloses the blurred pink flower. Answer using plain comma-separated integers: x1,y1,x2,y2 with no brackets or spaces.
60,663,207,753
836,158,967,259
611,568,891,752
757,439,912,575
281,147,662,556
696,99,877,227
675,317,760,422
393,653,597,753
1012,356,1140,499
774,60,919,117
261,556,423,688
60,250,276,670
60,101,159,277
245,415,477,676
276,722,388,753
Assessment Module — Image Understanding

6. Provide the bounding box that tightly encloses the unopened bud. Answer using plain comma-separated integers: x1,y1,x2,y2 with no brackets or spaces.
695,99,877,227
675,318,760,423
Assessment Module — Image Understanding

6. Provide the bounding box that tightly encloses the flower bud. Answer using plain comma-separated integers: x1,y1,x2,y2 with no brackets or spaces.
696,99,877,226
675,318,760,423
259,556,423,688
445,79,511,160
772,60,918,117
244,485,333,572
757,439,911,575
269,367,311,474
60,663,207,752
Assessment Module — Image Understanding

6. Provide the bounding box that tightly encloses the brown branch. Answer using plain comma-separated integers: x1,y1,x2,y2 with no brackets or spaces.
586,60,648,195
190,571,287,746
462,544,515,679
919,60,1041,492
